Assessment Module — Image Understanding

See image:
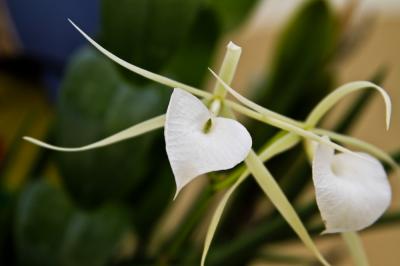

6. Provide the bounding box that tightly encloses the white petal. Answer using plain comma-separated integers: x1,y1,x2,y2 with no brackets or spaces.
312,140,391,233
165,88,252,196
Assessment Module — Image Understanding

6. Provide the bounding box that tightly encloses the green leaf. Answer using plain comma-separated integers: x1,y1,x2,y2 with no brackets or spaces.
333,67,388,133
24,115,165,152
245,151,329,266
69,20,210,99
15,180,130,266
54,47,169,207
100,0,202,74
206,0,259,31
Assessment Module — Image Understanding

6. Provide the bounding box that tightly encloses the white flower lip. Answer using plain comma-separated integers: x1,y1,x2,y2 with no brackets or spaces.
312,138,391,233
165,88,252,198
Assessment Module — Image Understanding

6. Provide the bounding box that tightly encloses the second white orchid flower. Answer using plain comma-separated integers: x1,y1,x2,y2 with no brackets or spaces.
312,138,391,233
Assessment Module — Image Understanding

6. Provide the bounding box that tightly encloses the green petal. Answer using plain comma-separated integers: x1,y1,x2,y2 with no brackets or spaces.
68,19,210,99
245,150,329,266
24,115,165,152
306,81,391,129
201,132,300,266
212,42,242,98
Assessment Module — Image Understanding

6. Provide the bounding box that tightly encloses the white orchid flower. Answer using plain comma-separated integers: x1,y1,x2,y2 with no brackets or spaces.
166,88,252,196
312,138,391,233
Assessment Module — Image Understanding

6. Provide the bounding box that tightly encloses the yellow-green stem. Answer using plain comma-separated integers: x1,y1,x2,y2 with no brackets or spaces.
213,42,242,99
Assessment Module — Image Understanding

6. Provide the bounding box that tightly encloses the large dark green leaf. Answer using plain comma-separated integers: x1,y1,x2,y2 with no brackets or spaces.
164,6,220,87
59,205,129,266
15,180,130,266
100,0,202,75
15,181,74,266
55,47,170,208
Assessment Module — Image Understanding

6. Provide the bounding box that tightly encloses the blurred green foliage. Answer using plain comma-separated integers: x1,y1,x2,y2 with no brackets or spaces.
252,0,337,146
100,0,202,74
1,0,399,266
15,180,129,266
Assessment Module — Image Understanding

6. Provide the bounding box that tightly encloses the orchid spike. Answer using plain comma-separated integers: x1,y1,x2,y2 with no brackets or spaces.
312,137,391,233
165,88,252,197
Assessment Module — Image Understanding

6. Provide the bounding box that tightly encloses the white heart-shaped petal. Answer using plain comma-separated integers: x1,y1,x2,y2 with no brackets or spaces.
312,139,391,233
165,88,252,196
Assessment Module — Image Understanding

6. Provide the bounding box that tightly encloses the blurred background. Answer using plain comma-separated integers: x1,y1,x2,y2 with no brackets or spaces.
0,0,399,265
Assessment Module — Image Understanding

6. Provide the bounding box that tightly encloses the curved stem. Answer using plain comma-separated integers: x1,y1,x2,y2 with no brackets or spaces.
305,81,391,130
